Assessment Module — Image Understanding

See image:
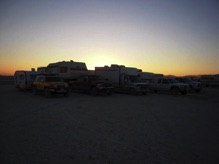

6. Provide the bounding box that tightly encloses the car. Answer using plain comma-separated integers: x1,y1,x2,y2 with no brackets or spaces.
32,75,69,97
175,77,202,92
71,75,114,95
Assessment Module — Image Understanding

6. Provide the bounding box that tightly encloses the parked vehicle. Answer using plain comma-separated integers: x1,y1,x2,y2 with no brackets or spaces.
150,77,189,95
71,73,114,95
175,77,202,92
37,60,88,84
95,64,148,94
14,70,40,90
141,72,163,90
32,75,69,97
200,74,219,87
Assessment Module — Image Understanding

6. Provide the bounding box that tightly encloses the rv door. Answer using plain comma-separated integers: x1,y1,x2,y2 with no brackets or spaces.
121,75,131,92
18,74,27,89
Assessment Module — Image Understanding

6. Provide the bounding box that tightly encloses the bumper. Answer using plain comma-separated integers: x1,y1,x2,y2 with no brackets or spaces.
49,88,69,94
96,87,114,93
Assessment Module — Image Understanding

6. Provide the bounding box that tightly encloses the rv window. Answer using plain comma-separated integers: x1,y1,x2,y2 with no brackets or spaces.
162,79,169,84
20,75,24,80
60,67,68,73
30,75,38,80
70,67,87,71
39,77,45,82
124,77,129,83
158,79,162,84
129,76,141,82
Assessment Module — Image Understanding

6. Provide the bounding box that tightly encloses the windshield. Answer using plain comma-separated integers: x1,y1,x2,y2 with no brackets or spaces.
185,78,193,82
89,75,105,81
45,77,63,82
168,78,178,83
129,75,142,82
30,75,38,80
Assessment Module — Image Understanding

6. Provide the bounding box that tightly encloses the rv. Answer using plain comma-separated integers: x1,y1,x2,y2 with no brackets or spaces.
14,70,40,90
141,72,163,83
37,60,88,83
95,64,148,94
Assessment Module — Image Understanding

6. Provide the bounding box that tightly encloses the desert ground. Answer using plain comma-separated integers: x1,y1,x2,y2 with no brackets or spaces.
1,83,219,164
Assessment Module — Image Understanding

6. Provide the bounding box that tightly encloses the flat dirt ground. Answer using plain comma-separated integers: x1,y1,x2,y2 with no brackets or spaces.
1,85,219,164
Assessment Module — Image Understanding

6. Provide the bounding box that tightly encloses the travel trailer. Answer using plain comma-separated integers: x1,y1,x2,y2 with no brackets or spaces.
95,64,148,94
14,70,40,90
37,60,88,83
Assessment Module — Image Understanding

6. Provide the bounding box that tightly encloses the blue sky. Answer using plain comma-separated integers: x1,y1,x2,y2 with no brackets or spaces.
0,0,218,75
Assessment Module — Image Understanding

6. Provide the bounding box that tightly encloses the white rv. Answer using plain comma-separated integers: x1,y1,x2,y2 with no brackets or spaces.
38,60,88,83
14,70,40,90
141,72,163,82
95,64,148,94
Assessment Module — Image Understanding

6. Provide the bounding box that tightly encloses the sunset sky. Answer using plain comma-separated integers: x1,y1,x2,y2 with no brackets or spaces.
0,0,218,76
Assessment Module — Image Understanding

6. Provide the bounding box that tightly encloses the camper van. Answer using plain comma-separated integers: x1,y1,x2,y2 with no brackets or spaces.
95,64,148,94
14,70,40,90
38,60,88,83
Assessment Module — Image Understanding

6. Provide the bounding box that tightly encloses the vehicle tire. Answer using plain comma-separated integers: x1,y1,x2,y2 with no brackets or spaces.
195,89,200,93
32,87,38,95
142,91,147,95
171,87,179,95
107,91,112,96
44,88,51,97
64,92,70,97
90,87,98,96
129,88,137,95
181,91,187,95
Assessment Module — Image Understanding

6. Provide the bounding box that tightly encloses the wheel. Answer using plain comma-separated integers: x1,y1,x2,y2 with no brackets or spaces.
195,89,200,93
129,88,137,95
107,91,112,96
32,87,38,95
181,91,187,95
64,92,70,97
90,87,98,96
171,87,179,95
142,91,147,95
44,88,51,97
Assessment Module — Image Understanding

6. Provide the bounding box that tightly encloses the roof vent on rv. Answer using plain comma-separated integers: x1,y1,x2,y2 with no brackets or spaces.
111,64,119,68
70,60,74,62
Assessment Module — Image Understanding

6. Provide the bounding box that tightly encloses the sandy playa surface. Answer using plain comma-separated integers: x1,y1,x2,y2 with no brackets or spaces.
0,85,219,164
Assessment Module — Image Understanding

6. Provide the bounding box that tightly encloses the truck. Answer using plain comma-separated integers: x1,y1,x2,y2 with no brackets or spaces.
150,77,189,95
32,75,69,97
95,64,148,94
71,71,114,95
14,70,41,90
175,77,202,92
37,60,88,84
